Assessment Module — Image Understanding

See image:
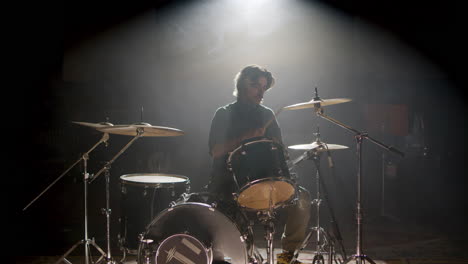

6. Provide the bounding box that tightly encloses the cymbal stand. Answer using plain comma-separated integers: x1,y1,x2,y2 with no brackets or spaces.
89,128,144,264
312,89,404,264
22,133,109,264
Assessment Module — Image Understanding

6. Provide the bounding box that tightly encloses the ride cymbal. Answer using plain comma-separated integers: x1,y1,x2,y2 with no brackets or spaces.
284,98,351,110
97,122,184,137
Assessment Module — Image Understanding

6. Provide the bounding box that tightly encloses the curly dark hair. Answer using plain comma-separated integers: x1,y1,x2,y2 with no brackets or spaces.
233,65,275,97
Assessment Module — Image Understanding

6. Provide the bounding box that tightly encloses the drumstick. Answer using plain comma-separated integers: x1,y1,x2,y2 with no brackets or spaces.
262,107,284,131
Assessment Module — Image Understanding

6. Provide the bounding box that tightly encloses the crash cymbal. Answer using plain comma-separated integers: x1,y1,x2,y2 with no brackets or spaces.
288,141,349,151
284,98,351,110
72,121,114,128
97,122,184,137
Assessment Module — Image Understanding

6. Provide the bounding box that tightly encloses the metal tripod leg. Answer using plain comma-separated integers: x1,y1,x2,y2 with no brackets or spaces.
289,225,333,264
54,238,107,264
342,254,377,264
55,160,106,264
289,151,340,264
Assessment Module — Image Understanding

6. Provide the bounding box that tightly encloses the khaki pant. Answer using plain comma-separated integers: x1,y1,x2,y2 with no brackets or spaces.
281,187,312,252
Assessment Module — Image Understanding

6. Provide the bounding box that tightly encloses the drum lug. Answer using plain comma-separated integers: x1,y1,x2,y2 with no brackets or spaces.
240,234,249,242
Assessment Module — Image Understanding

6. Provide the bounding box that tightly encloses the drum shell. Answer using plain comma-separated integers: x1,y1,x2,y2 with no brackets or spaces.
140,192,252,264
120,173,190,252
228,138,296,210
228,138,291,189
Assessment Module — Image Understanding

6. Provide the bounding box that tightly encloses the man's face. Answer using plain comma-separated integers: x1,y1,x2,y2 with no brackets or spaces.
241,76,268,105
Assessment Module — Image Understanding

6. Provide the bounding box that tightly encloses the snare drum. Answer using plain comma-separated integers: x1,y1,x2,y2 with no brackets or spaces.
138,192,254,264
119,173,190,253
227,138,296,211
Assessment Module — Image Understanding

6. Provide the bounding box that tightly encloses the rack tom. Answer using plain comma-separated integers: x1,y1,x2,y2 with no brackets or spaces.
227,138,296,211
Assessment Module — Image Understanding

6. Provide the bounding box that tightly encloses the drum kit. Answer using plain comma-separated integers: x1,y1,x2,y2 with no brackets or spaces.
23,89,404,264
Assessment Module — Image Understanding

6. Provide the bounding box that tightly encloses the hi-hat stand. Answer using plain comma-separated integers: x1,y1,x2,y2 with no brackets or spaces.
288,129,347,264
312,89,404,264
23,133,110,264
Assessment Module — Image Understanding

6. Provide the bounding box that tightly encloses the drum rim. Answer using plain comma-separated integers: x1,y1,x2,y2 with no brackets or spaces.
236,177,297,211
120,173,189,187
227,138,285,164
144,201,248,241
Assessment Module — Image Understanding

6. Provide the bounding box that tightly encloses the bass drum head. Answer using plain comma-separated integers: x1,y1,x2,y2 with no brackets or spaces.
139,202,250,264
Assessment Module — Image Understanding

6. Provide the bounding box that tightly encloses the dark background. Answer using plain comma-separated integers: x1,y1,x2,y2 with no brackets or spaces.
8,0,467,258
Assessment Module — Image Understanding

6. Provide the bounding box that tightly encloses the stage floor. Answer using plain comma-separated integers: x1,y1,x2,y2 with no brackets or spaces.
12,216,468,264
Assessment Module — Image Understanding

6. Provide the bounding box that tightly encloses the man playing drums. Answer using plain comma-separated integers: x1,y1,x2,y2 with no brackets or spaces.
207,64,311,264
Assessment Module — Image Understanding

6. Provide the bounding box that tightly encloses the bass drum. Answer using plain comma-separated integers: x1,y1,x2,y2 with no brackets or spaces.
137,192,254,264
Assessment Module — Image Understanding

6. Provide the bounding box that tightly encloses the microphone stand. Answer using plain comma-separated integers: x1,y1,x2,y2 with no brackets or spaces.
312,92,404,264
88,127,144,264
23,133,109,264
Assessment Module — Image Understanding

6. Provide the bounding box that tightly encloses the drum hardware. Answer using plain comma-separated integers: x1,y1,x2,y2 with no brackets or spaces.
22,125,110,264
285,88,405,264
89,123,185,263
287,128,348,264
139,238,154,264
85,127,144,264
256,209,277,264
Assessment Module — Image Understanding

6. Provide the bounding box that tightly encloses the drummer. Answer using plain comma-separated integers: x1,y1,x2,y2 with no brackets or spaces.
207,64,311,264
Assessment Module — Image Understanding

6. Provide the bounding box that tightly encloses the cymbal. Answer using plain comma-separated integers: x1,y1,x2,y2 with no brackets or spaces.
97,122,184,137
284,98,351,110
72,121,114,128
288,141,349,151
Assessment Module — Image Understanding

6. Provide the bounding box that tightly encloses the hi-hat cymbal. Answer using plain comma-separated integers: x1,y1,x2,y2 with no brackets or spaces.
284,98,351,110
97,122,184,137
72,121,114,128
288,141,349,151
